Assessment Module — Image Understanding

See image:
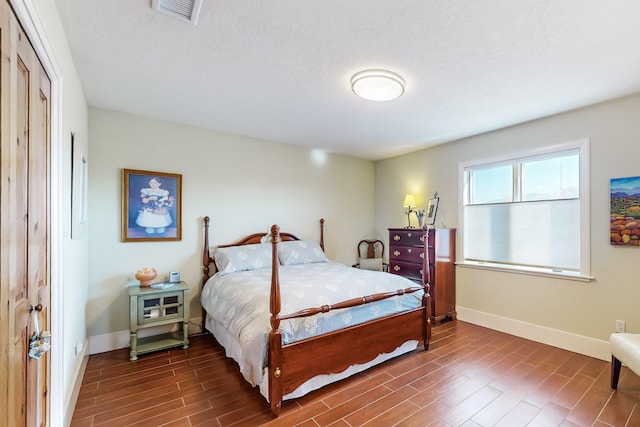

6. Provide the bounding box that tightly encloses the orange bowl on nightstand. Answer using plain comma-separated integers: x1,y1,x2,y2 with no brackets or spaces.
135,267,157,287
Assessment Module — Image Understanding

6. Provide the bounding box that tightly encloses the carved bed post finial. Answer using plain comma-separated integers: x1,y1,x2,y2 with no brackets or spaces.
320,218,325,251
202,216,211,284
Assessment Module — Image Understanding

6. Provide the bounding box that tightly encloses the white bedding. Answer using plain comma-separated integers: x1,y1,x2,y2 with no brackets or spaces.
201,261,423,386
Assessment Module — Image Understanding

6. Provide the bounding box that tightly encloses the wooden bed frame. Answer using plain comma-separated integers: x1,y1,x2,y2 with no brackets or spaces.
201,216,431,416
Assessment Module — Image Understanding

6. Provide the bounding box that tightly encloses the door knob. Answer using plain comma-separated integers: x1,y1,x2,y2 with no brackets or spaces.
28,304,50,359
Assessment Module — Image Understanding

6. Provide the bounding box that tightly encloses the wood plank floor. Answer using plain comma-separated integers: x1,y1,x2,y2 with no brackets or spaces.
70,321,640,426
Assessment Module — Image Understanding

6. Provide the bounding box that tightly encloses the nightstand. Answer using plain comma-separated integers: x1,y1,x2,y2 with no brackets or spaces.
128,281,190,361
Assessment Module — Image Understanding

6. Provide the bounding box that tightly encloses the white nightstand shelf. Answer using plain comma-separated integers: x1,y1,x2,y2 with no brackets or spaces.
129,281,190,361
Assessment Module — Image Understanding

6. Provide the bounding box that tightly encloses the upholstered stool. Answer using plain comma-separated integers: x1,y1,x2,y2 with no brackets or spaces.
610,333,640,388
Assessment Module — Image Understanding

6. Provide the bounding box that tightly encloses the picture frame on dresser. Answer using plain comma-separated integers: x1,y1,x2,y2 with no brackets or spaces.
426,196,439,226
122,169,182,242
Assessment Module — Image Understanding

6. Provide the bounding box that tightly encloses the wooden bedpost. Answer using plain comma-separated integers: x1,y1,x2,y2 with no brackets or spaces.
202,216,211,284
268,224,283,416
269,224,281,326
201,216,211,334
422,228,432,348
319,218,325,251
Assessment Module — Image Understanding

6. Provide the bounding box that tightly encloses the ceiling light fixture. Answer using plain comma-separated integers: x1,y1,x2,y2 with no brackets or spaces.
351,69,405,102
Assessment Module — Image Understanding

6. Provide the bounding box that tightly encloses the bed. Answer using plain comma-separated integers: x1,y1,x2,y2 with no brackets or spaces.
200,216,431,416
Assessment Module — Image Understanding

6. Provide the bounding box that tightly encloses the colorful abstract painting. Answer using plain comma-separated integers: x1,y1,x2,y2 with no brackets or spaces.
610,176,640,246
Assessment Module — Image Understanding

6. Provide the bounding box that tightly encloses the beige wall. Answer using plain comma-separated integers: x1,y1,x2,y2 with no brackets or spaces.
376,93,640,357
87,108,376,344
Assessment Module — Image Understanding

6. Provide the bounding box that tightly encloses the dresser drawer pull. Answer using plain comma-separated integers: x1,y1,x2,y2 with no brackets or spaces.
407,248,412,253
393,235,400,241
394,250,400,256
393,265,401,272
420,253,424,259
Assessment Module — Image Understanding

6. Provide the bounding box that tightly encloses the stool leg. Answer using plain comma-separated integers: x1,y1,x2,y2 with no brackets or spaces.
611,355,622,389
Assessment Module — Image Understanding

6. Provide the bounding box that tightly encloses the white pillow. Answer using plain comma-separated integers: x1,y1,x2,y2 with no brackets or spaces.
278,240,328,265
358,257,383,271
213,243,272,275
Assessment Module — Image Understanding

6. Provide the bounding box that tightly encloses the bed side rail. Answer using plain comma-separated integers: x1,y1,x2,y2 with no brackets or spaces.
278,286,424,321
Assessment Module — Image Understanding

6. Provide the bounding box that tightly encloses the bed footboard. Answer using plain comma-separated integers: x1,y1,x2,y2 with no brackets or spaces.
268,305,430,415
266,225,431,416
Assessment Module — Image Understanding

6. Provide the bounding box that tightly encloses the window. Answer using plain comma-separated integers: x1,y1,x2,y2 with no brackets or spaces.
460,139,591,280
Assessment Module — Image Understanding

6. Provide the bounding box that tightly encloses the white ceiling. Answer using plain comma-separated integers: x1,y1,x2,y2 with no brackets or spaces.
55,0,640,160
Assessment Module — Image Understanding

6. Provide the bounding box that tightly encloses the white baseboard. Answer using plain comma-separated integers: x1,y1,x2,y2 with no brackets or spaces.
64,340,88,427
456,306,610,362
88,317,204,355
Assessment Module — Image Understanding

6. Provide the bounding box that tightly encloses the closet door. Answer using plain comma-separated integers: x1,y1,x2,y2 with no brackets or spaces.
0,1,52,425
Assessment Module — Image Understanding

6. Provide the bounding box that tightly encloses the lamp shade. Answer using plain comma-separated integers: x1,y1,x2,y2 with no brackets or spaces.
351,69,405,101
403,194,416,208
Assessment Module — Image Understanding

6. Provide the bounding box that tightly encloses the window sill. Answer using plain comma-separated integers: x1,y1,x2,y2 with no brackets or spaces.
457,262,594,282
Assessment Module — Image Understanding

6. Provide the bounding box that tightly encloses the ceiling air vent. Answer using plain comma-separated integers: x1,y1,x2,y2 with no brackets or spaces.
151,0,202,25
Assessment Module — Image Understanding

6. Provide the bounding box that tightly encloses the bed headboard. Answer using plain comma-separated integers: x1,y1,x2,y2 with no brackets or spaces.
201,216,325,285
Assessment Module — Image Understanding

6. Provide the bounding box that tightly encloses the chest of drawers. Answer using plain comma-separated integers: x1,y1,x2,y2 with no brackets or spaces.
388,228,456,325
388,228,426,284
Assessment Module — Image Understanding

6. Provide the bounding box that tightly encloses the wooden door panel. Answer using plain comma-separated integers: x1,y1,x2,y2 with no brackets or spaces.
0,5,10,420
12,44,31,427
29,63,51,427
1,1,52,425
